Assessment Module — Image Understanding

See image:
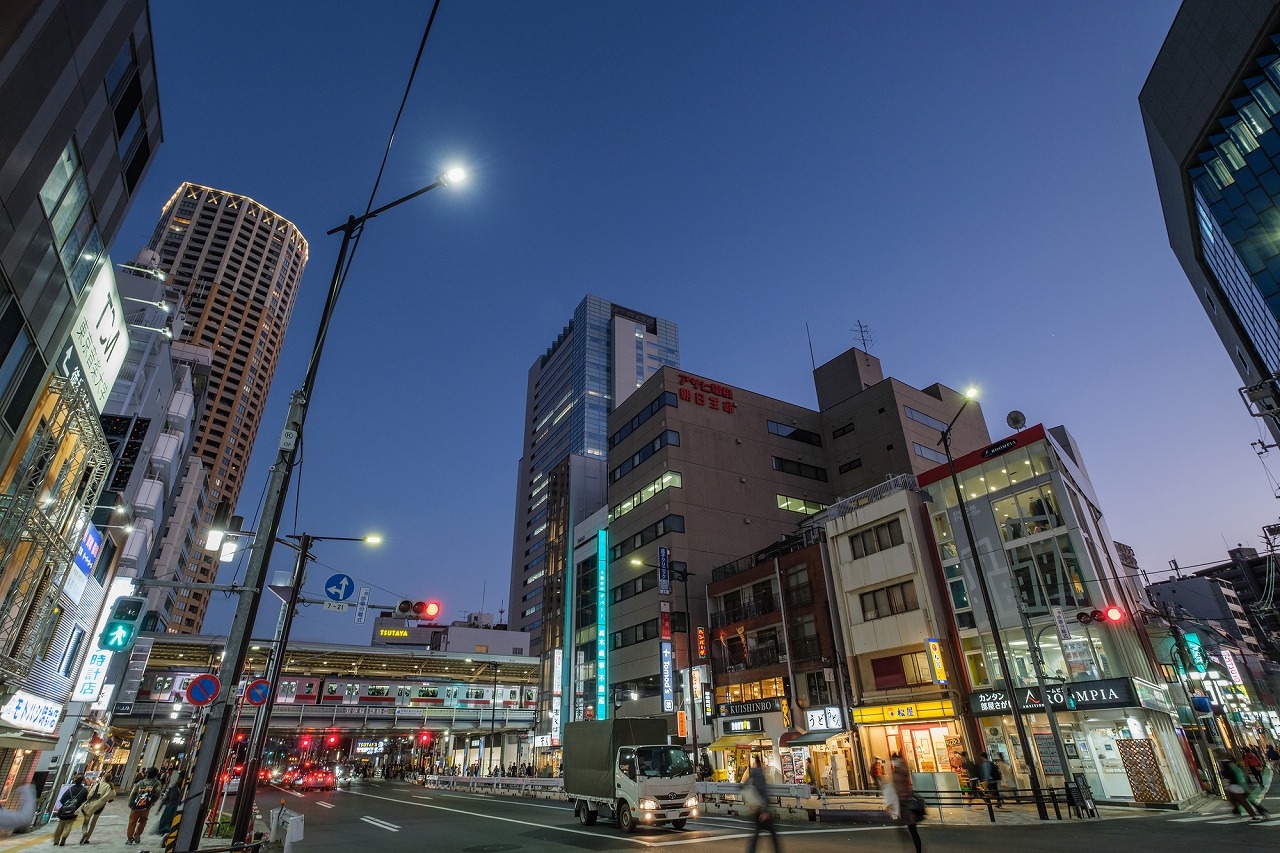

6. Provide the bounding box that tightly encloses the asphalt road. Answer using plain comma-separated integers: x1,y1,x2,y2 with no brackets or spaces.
245,780,1280,853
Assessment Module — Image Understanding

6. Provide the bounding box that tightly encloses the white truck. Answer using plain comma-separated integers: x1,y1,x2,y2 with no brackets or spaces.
563,718,698,832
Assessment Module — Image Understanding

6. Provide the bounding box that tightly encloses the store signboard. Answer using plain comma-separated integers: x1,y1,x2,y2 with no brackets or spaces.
1222,650,1244,685
658,546,671,595
717,697,783,718
969,677,1137,716
805,706,843,730
924,638,947,684
0,690,61,734
660,641,675,712
726,717,762,734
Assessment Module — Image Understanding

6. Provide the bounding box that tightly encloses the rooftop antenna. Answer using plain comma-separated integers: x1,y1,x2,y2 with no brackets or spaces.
851,321,873,354
805,323,816,370
479,580,486,614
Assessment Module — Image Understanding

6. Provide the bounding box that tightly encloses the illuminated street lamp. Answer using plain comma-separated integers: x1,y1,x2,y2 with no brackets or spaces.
176,168,465,853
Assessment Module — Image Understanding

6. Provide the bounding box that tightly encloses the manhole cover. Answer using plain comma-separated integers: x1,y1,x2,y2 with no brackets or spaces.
463,846,521,852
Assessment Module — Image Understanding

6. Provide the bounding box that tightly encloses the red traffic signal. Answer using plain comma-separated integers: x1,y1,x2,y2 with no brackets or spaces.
300,736,312,749
234,732,246,743
419,732,431,745
1077,606,1125,624
397,600,442,619
326,734,339,746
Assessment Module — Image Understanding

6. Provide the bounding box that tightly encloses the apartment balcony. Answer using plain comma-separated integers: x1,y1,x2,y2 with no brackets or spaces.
710,596,777,628
791,635,822,662
785,584,813,608
712,645,786,676
117,520,155,571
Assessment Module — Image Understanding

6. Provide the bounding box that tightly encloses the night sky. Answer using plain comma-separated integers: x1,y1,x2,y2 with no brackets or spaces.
110,1,1266,646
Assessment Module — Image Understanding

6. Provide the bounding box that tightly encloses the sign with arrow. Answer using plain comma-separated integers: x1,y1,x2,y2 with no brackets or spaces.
325,573,354,602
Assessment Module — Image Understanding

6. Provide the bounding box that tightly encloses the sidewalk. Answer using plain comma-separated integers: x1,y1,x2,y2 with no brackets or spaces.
0,805,171,853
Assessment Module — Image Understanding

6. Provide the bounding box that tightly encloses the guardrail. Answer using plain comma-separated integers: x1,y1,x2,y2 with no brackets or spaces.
422,775,566,795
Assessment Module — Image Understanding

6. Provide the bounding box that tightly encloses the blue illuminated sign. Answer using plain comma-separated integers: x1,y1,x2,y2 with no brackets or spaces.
73,525,103,578
596,529,609,720
660,640,675,712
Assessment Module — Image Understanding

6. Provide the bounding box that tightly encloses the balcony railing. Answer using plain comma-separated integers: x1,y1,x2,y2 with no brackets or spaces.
709,527,824,582
712,645,785,675
710,596,777,628
785,584,813,608
791,635,821,662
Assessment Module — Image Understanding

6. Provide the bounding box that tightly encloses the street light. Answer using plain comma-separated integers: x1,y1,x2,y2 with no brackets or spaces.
174,166,465,853
630,556,700,762
229,531,381,841
935,389,1049,818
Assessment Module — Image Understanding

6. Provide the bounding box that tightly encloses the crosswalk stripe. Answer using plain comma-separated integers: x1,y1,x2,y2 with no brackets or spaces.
317,802,335,809
1170,815,1230,822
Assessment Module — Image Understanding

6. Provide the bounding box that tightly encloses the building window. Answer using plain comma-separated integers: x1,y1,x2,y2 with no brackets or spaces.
610,391,678,448
838,458,862,474
903,406,949,433
845,518,905,560
39,141,103,294
767,420,822,447
771,456,828,482
609,515,685,562
912,442,949,465
59,626,86,678
777,494,828,515
610,430,680,483
611,617,661,650
860,580,918,621
870,652,931,690
832,422,854,439
610,471,682,522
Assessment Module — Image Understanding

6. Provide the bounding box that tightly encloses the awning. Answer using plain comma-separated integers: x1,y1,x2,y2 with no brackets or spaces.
784,730,842,747
707,734,756,750
0,732,59,751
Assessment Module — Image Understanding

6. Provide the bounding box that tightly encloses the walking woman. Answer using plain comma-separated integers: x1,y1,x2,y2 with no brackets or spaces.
79,772,115,843
885,754,922,853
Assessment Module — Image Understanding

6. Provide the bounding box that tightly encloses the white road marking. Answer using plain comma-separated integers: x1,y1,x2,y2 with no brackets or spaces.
361,816,400,831
317,802,335,809
344,789,888,846
270,785,304,799
412,795,433,800
1170,815,1230,822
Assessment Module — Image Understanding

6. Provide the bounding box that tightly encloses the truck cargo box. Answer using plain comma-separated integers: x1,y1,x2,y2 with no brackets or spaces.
563,718,669,800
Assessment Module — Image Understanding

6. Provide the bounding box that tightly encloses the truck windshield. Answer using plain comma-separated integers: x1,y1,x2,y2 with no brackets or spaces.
635,746,693,778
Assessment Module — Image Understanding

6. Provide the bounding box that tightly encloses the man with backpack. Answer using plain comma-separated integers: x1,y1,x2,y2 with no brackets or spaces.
980,752,1005,808
79,771,116,843
51,774,87,845
125,768,161,843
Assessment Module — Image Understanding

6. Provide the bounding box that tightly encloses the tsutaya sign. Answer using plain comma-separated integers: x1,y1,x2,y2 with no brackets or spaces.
969,677,1141,717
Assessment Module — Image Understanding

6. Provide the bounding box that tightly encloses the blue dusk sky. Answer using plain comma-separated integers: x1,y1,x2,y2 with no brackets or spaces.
110,1,1267,645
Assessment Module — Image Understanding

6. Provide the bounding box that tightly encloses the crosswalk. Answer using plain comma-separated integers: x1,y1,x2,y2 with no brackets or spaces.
1166,813,1280,827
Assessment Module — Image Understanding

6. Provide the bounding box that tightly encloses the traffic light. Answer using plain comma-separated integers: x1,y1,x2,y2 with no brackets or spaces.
326,734,339,747
300,736,312,749
235,732,246,743
97,595,146,651
419,732,431,745
396,600,441,619
1076,605,1124,624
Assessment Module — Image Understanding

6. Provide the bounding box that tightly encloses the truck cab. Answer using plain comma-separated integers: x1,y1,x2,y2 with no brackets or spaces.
565,719,698,832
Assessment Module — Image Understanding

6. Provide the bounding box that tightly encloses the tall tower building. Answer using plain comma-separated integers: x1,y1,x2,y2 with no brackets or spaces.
144,183,308,631
1142,0,1280,443
508,295,678,742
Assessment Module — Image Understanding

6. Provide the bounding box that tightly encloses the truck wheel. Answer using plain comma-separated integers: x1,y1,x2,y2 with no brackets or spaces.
670,819,687,830
577,802,597,826
617,802,636,832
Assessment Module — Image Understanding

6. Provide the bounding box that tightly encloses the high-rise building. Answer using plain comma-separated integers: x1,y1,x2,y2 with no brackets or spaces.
143,183,308,631
507,295,678,746
1141,1,1280,442
0,0,161,803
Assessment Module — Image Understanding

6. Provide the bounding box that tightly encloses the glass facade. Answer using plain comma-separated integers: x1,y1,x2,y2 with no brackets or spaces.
1187,39,1280,374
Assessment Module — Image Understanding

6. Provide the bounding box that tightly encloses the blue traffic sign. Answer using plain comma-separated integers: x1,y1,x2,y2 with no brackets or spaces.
186,673,221,706
325,573,355,602
245,679,271,706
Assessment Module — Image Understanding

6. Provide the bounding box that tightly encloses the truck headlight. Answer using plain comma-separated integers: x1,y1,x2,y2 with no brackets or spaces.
639,799,658,811
684,796,699,809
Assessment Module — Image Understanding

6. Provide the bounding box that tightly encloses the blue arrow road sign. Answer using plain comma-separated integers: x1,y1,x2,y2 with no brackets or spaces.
325,573,354,602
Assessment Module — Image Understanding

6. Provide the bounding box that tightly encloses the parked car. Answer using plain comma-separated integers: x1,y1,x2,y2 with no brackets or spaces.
293,769,335,791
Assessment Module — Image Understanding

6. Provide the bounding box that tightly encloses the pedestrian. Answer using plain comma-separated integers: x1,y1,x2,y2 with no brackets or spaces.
957,751,980,803
979,752,1004,807
79,771,116,843
870,757,886,789
699,752,713,782
0,785,35,832
52,775,88,846
1267,744,1280,767
153,783,181,838
1221,757,1263,820
743,757,780,853
125,767,162,843
803,758,817,796
1244,747,1265,786
886,754,922,853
